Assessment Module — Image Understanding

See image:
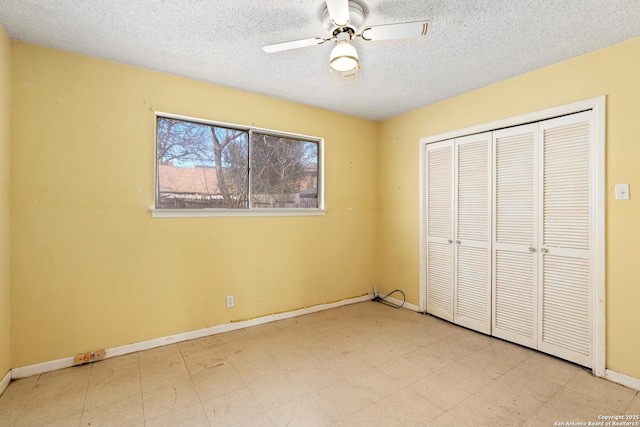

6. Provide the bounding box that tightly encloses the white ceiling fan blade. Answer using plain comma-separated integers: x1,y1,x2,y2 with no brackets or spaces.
263,37,327,53
360,20,430,41
326,0,350,27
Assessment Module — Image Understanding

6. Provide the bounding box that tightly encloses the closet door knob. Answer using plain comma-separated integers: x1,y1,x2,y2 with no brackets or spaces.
540,247,548,253
447,239,453,244
529,247,535,253
456,240,461,244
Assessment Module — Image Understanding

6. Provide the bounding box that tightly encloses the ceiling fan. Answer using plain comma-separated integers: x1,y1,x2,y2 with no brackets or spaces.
262,0,430,76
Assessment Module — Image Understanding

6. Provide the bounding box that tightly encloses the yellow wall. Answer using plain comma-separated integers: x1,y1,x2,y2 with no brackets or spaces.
378,37,640,379
10,43,378,367
8,34,640,381
0,25,11,379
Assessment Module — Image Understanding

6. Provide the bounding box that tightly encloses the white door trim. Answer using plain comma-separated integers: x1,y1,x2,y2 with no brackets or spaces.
418,96,606,377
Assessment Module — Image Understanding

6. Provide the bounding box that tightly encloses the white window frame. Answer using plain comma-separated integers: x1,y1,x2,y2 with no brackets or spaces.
150,111,325,218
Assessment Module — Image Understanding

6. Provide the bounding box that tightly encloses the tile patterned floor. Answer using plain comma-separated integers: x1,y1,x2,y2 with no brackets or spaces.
0,302,638,426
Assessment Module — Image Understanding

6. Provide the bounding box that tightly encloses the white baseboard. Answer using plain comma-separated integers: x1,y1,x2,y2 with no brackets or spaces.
375,293,421,312
11,294,373,379
0,370,10,396
605,369,640,392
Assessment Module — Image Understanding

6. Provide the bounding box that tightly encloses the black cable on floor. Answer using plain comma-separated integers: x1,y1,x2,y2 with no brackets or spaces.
372,289,406,309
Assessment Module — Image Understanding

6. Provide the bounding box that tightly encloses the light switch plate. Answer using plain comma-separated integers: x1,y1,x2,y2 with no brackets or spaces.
615,183,630,200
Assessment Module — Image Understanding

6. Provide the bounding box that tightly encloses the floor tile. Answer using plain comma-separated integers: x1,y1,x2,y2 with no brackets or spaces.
345,369,404,402
516,352,582,386
5,303,638,427
321,352,373,379
84,372,141,410
192,363,246,401
426,335,483,361
458,339,534,379
244,322,284,341
475,379,544,421
0,405,23,427
288,365,342,394
372,387,444,426
266,395,334,427
232,412,275,427
304,341,349,362
36,413,82,427
311,381,372,421
372,356,426,386
233,355,286,385
31,365,91,401
565,369,636,413
408,372,471,411
449,394,521,427
355,340,399,364
248,373,306,409
213,329,253,346
403,345,455,373
140,360,190,393
79,394,143,427
16,387,85,426
257,335,305,356
435,361,494,393
270,348,320,373
627,393,640,414
215,333,260,359
336,404,404,427
145,403,209,427
184,351,230,378
495,364,564,402
142,378,200,420
224,343,270,366
178,336,223,362
425,411,471,426
89,353,139,383
139,344,184,371
0,376,38,411
201,387,263,426
532,387,610,422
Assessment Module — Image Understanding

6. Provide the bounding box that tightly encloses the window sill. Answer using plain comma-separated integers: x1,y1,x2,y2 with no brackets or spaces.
149,207,327,218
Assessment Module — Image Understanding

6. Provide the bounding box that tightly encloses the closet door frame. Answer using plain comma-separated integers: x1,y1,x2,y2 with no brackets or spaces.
419,96,606,377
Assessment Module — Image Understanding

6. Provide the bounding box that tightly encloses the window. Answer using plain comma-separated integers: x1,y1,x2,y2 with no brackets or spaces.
155,114,321,213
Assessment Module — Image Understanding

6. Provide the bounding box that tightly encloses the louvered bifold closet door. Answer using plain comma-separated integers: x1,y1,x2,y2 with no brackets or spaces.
454,133,492,334
492,124,539,348
537,112,592,368
426,140,454,321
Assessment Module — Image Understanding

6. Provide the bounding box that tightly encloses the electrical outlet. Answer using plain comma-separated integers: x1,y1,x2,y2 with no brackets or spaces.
373,285,379,297
226,295,234,308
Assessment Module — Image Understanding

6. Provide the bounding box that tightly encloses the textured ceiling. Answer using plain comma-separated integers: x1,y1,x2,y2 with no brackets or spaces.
1,1,640,121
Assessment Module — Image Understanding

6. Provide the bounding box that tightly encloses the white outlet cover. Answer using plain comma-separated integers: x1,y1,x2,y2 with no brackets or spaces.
226,296,234,308
615,183,630,200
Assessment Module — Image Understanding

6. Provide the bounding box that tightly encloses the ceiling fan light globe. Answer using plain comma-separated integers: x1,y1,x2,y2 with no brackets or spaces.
330,41,359,72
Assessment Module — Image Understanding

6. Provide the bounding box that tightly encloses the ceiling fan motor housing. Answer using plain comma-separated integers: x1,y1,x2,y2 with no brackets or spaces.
323,1,365,36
